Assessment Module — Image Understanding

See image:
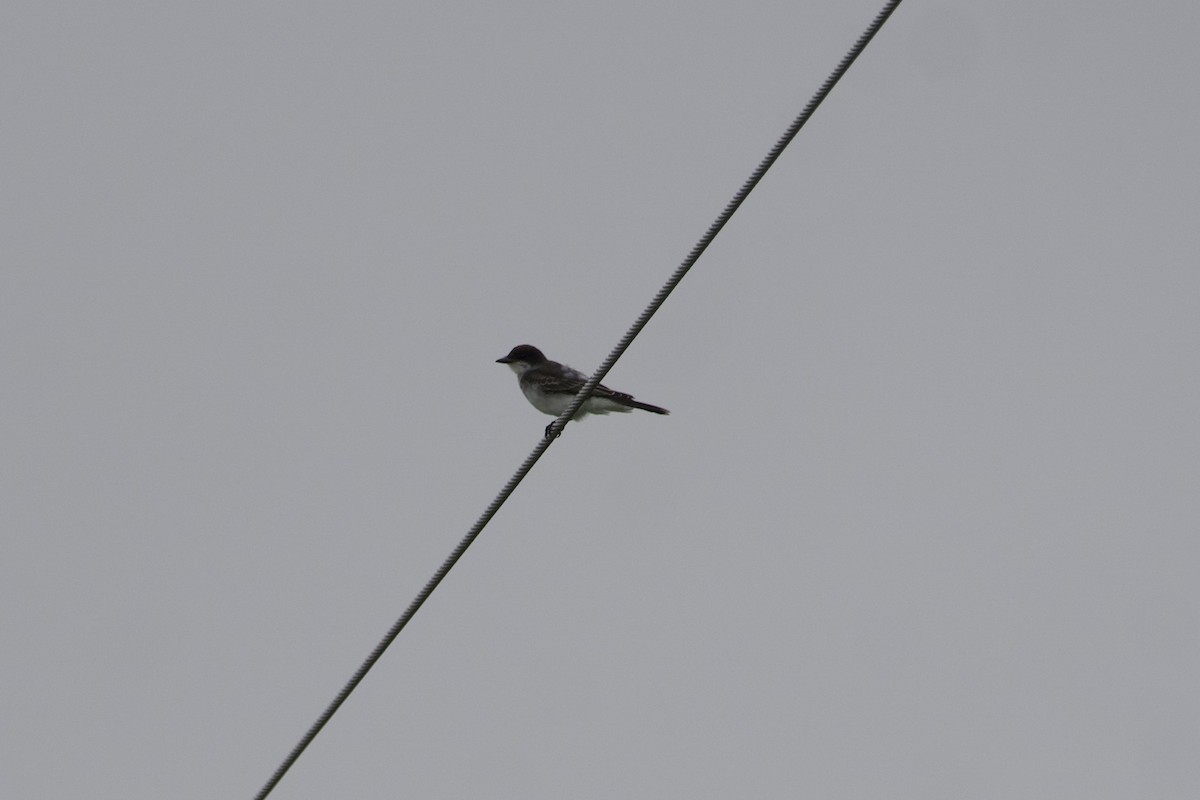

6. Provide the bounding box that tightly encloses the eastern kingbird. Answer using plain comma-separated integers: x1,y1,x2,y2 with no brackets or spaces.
497,344,669,436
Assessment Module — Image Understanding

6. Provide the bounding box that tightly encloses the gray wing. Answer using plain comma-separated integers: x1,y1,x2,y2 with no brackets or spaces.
525,363,587,396
527,363,637,404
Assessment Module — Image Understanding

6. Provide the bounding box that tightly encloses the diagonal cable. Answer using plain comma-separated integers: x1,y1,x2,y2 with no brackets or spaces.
548,0,904,437
253,2,902,797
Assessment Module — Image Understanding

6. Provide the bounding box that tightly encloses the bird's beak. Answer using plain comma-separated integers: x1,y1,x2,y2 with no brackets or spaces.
496,357,512,364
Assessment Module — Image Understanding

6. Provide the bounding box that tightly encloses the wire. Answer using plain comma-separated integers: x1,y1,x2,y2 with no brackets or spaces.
547,0,905,437
253,2,903,797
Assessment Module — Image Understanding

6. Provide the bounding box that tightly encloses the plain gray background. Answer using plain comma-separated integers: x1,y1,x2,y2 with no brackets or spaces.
4,1,1198,797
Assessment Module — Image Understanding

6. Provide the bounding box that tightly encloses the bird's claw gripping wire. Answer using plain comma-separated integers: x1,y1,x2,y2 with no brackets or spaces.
544,422,562,439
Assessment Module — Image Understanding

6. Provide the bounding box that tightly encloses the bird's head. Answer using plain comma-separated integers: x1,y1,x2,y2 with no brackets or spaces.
496,344,547,374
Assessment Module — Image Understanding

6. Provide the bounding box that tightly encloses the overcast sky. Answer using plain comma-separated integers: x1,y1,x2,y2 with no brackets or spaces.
3,1,1198,798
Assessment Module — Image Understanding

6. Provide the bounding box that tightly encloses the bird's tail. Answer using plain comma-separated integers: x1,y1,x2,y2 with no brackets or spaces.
628,400,669,415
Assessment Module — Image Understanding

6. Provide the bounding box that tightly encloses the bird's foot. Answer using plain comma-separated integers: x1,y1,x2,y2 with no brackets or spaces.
544,422,562,439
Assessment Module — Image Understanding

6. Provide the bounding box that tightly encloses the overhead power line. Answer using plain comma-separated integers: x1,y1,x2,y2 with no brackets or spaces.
253,2,904,797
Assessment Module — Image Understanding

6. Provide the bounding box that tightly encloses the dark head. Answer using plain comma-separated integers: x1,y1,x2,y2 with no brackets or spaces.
496,344,547,366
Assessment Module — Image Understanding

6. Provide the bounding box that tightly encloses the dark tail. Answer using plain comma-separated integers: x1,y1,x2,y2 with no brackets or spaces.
599,385,670,415
629,400,669,415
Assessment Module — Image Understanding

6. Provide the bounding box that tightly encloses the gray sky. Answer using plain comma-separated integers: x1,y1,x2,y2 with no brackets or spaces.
4,1,1198,797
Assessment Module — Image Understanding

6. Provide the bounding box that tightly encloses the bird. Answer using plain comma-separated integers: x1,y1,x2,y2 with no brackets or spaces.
496,344,669,437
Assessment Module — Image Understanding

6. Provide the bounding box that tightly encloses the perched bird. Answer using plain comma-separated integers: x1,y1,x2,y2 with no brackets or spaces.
497,344,669,437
